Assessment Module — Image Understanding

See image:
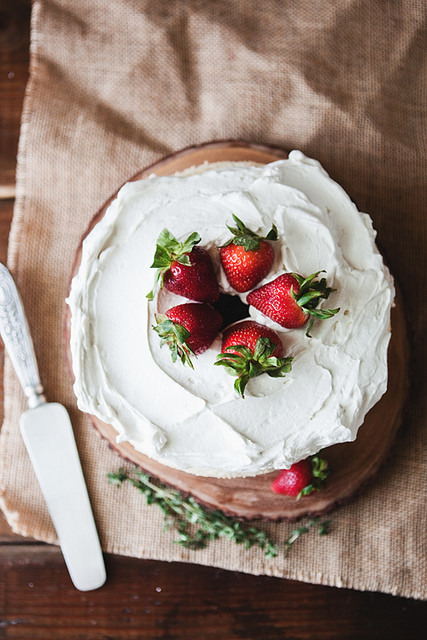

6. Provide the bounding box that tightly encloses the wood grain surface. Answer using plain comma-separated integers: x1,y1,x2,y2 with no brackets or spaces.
0,2,425,637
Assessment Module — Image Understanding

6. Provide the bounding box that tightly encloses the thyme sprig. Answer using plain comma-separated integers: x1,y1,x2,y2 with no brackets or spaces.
284,517,331,553
108,468,331,557
108,468,278,556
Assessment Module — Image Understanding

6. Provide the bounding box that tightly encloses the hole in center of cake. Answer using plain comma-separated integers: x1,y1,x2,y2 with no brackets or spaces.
213,293,250,329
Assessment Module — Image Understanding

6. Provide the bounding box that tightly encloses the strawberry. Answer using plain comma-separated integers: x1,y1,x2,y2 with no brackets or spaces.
147,229,219,303
219,214,278,292
271,456,329,499
247,271,340,337
153,303,222,368
215,320,293,397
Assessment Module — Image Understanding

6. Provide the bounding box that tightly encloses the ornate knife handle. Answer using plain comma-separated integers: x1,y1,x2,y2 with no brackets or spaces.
0,264,46,409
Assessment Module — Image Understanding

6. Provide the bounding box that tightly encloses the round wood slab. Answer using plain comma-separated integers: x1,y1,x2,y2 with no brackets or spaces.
65,140,408,521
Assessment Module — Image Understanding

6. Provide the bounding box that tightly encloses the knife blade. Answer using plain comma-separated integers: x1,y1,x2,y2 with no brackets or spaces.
0,263,106,591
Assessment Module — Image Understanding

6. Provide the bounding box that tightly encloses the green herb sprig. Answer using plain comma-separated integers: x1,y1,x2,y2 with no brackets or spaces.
108,468,331,557
284,517,331,552
108,468,278,556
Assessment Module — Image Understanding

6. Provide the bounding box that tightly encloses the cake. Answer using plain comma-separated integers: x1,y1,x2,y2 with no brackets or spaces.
66,148,395,484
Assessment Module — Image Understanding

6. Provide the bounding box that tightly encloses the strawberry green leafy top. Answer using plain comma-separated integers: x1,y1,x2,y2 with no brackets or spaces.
291,271,340,337
221,214,278,251
153,315,195,368
147,229,201,300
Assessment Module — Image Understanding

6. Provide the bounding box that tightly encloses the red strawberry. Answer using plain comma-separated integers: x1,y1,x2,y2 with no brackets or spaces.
247,271,339,337
215,320,293,397
219,215,277,292
147,229,219,303
153,303,222,367
271,456,329,500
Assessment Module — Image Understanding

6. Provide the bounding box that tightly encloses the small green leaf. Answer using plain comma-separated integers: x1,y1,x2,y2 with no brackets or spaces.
234,375,249,397
176,254,192,266
181,231,202,253
150,244,174,269
296,484,318,500
266,358,293,377
297,289,323,308
156,228,181,251
253,336,271,360
308,307,340,320
318,520,332,536
265,224,278,241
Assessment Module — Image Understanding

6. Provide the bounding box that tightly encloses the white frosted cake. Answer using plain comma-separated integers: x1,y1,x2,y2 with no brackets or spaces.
67,151,394,478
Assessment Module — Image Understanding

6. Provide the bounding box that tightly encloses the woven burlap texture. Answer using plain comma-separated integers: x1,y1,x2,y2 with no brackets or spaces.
1,0,426,600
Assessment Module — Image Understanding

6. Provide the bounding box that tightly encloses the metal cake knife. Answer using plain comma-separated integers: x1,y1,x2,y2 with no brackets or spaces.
0,263,106,591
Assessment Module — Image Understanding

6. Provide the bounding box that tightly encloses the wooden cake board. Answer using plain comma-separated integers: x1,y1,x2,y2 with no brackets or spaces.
65,141,408,521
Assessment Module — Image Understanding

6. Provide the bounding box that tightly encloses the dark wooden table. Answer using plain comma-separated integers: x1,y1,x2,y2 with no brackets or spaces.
0,3,425,638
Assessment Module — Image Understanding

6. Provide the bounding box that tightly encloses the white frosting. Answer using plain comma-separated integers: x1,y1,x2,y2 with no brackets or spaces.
67,151,394,477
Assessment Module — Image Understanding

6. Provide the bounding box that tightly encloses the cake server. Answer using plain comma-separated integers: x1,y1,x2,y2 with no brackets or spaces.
0,263,106,591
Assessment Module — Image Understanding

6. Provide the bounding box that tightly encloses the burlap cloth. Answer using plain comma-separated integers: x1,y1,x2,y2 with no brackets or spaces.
0,0,425,600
